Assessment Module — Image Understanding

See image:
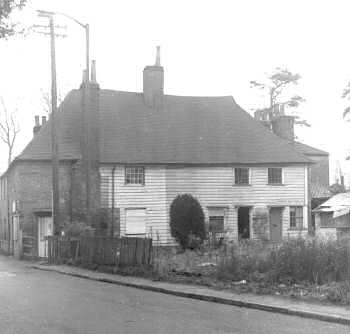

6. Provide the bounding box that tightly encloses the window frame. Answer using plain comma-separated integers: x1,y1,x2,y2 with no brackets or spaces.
207,207,227,235
125,166,145,185
268,167,283,185
234,167,250,185
289,206,304,230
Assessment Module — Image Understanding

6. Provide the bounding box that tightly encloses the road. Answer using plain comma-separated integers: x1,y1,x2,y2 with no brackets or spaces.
0,256,348,334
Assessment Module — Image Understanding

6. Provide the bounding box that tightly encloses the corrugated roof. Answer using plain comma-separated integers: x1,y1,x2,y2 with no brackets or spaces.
16,89,311,165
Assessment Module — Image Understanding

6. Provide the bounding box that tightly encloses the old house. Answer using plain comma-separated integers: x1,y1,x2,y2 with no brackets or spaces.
254,110,330,232
0,49,322,257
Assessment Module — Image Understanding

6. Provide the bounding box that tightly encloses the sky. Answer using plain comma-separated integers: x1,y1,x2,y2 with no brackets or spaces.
0,0,350,182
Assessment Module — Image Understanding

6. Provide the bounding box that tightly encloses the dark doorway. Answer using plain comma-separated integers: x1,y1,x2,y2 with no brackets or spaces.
238,207,250,239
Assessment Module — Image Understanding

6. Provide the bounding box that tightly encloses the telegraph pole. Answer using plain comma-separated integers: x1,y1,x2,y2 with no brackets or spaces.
37,10,60,234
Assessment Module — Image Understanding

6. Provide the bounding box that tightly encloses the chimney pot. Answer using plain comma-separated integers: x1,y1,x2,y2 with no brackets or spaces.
143,46,164,108
33,115,41,136
91,60,97,83
82,69,88,84
42,116,47,125
155,46,161,66
35,115,40,126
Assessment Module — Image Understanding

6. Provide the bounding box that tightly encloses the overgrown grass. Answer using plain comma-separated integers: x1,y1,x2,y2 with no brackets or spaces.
151,237,350,304
216,238,350,285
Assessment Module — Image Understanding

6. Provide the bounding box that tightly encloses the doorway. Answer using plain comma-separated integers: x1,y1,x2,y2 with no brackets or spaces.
269,207,283,242
238,207,250,239
38,216,53,257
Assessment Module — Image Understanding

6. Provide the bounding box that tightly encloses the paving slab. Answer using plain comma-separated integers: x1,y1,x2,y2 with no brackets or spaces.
30,263,350,326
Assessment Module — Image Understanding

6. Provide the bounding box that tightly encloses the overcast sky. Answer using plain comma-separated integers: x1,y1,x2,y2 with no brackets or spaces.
1,0,350,181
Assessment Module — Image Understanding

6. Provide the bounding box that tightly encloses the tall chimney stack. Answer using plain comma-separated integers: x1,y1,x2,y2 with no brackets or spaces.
271,115,295,141
91,60,97,83
143,46,164,108
33,115,41,136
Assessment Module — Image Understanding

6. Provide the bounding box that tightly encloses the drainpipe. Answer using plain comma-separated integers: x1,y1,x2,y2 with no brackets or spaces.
111,165,117,236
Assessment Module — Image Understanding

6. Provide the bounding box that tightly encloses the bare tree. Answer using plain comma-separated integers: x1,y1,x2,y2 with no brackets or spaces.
40,88,63,114
0,0,27,39
342,81,350,119
0,97,20,166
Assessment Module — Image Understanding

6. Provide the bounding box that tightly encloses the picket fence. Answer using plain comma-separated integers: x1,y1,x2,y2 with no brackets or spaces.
46,236,152,267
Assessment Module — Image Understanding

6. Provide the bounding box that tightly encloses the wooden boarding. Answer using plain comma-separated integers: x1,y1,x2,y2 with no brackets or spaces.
47,235,152,267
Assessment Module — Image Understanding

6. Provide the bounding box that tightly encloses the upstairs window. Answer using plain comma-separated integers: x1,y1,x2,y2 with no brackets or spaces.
235,168,249,185
125,166,145,185
290,206,303,229
268,167,282,184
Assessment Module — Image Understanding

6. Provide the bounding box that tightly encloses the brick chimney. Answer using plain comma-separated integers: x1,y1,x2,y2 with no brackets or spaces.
33,115,41,135
73,59,101,226
143,46,164,108
271,115,295,141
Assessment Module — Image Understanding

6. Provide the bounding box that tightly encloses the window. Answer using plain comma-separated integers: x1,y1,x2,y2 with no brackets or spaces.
125,166,145,185
125,209,146,236
208,208,226,234
268,167,282,184
235,168,249,185
290,206,303,229
209,216,224,233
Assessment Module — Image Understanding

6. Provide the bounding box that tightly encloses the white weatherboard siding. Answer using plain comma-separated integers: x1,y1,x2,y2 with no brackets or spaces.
100,166,168,244
101,165,308,245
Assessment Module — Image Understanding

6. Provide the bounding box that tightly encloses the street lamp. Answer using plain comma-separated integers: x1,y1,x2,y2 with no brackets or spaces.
37,10,90,81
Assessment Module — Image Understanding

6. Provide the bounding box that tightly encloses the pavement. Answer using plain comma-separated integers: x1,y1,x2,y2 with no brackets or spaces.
0,255,348,333
30,261,350,326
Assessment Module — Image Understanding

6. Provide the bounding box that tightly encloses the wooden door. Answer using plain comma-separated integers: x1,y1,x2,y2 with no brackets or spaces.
38,216,53,257
269,207,283,242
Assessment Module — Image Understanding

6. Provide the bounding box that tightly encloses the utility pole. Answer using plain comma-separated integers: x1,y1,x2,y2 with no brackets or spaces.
37,10,60,234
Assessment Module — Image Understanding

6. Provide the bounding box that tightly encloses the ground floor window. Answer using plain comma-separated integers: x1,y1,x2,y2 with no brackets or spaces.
125,208,147,236
290,206,304,229
207,208,226,244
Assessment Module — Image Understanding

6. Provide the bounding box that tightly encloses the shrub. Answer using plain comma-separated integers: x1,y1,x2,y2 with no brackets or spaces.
64,221,94,238
170,194,206,250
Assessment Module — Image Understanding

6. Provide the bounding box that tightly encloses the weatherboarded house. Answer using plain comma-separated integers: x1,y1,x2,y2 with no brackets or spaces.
0,50,318,257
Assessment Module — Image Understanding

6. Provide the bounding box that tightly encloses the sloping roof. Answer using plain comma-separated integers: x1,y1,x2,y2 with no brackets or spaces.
16,89,311,165
291,141,329,156
314,192,350,215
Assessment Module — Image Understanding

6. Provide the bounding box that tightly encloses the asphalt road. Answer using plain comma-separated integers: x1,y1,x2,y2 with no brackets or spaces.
0,256,348,334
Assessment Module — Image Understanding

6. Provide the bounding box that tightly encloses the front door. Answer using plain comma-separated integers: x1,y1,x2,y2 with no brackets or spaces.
38,216,53,257
269,207,283,242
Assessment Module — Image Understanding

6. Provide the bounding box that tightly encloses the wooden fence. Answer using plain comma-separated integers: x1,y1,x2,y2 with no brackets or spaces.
46,236,152,267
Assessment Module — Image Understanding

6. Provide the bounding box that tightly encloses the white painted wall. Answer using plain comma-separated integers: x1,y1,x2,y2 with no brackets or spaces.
100,164,308,245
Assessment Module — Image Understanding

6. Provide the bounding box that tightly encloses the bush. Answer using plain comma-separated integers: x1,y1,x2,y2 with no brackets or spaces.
64,221,94,238
170,194,206,250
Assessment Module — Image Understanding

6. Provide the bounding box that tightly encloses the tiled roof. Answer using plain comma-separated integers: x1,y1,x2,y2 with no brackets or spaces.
16,89,311,165
291,141,329,156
